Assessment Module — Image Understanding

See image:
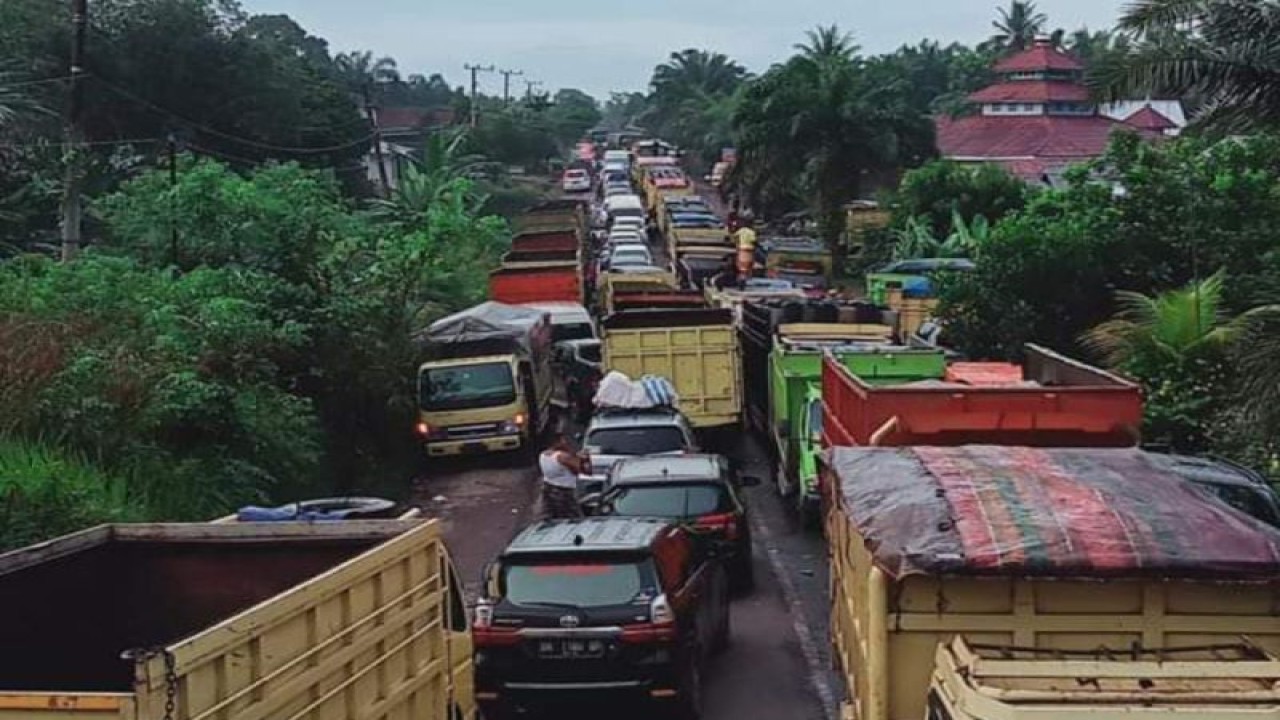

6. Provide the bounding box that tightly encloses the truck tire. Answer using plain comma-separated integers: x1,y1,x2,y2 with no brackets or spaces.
289,497,398,519
669,656,704,720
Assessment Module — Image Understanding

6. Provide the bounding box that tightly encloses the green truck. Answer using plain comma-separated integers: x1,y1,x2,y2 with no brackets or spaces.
769,329,945,524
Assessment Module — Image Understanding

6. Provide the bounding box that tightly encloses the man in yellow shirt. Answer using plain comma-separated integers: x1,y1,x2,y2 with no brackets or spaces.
733,222,757,281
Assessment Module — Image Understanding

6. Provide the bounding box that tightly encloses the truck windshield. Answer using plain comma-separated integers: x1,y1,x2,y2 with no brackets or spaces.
419,362,515,411
553,323,595,343
586,426,686,455
807,400,823,439
503,559,653,608
608,483,728,519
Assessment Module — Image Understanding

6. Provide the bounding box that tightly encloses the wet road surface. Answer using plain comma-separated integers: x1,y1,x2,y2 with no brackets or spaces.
412,433,837,720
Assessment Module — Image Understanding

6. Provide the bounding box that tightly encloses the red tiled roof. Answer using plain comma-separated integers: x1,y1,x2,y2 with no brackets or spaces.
935,115,1151,161
1123,105,1177,131
375,106,455,130
993,42,1084,73
969,81,1091,104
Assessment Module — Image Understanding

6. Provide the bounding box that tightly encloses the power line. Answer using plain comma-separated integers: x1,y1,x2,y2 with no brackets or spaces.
94,76,376,155
0,136,162,150
2,75,76,90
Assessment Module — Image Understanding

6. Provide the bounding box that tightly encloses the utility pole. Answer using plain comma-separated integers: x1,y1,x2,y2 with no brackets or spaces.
168,133,180,267
60,0,88,261
523,79,543,101
363,85,390,196
498,68,523,104
463,63,494,127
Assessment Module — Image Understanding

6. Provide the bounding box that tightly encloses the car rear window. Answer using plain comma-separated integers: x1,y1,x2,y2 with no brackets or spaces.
609,483,730,519
503,559,653,608
586,426,686,455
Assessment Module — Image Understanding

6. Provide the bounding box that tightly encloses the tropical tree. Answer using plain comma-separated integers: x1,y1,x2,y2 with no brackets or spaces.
987,1,1049,53
646,49,748,163
1098,0,1280,130
334,50,401,97
371,128,490,226
1083,272,1242,367
1082,272,1251,450
733,25,932,251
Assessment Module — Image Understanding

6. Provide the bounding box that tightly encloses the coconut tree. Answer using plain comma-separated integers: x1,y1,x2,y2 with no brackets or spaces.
1083,271,1244,366
1098,0,1280,130
988,1,1049,52
1082,272,1254,450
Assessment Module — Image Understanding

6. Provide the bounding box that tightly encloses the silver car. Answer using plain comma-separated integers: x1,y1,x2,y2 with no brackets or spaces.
579,408,698,493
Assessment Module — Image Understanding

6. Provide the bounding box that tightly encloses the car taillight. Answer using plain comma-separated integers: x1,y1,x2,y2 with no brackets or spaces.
473,626,521,647
696,512,739,541
621,594,676,643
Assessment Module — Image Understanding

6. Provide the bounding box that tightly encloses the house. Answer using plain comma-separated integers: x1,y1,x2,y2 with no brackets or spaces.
363,106,457,192
935,38,1167,186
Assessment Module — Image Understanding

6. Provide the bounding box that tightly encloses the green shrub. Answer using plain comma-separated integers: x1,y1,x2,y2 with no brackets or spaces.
0,438,140,551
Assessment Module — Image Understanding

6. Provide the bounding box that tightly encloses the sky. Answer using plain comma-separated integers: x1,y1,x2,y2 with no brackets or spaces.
238,0,1126,100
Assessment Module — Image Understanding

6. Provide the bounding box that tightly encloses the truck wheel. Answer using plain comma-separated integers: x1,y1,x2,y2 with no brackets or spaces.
774,461,793,498
797,497,819,532
713,590,732,654
669,656,704,720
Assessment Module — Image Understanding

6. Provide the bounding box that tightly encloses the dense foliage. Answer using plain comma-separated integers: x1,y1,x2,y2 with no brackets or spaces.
0,159,504,546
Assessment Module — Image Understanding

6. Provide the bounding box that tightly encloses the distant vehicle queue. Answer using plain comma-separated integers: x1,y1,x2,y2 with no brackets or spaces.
419,134,1280,720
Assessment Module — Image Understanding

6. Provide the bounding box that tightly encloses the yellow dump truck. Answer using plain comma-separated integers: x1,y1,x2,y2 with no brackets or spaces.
601,307,742,429
0,520,475,720
822,445,1280,720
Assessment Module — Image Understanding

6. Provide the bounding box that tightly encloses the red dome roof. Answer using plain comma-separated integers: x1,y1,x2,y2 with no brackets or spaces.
993,40,1084,73
969,81,1091,104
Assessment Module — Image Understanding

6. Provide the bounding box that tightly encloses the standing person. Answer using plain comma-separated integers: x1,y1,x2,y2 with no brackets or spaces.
539,434,586,520
733,219,757,283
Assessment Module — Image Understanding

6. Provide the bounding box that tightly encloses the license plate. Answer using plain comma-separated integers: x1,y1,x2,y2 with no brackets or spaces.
536,639,606,659
461,442,487,454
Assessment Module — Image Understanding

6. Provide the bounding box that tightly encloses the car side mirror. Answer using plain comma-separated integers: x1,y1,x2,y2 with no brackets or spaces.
738,475,763,488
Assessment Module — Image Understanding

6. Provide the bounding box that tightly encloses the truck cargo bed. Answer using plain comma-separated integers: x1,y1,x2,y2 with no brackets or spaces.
822,343,1143,447
0,521,464,720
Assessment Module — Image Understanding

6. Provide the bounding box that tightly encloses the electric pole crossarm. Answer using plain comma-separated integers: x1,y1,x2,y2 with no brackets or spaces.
463,63,495,127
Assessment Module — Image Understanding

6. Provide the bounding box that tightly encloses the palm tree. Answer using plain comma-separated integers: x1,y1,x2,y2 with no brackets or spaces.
733,25,928,253
1082,271,1243,368
988,1,1049,52
650,49,746,99
371,128,489,226
333,51,400,95
1233,305,1280,432
647,49,747,163
1097,0,1280,130
795,25,859,61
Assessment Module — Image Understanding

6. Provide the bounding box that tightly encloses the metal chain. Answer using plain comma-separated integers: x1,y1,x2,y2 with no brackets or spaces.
161,649,177,720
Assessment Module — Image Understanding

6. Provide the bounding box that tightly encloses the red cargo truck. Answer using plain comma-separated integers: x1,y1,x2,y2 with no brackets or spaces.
510,229,579,254
821,344,1142,448
489,265,582,304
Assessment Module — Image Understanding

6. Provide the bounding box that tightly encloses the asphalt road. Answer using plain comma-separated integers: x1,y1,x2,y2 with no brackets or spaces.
411,432,837,720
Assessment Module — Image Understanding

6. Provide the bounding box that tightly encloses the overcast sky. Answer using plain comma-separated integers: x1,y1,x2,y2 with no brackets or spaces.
239,0,1126,100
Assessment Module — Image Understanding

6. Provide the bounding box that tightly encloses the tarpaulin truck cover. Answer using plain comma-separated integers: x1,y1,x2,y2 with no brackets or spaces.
823,446,1280,720
415,301,549,361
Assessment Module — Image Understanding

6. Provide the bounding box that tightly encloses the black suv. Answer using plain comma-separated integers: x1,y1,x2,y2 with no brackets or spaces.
473,517,731,719
588,453,758,591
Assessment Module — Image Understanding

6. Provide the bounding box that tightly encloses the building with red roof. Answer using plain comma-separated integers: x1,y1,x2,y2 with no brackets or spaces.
936,38,1162,185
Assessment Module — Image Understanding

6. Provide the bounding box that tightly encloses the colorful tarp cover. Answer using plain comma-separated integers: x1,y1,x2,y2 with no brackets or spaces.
828,446,1280,580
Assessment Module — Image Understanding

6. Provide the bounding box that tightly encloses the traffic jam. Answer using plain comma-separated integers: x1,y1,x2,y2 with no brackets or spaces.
412,133,1280,720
